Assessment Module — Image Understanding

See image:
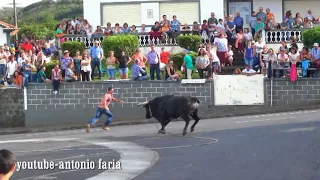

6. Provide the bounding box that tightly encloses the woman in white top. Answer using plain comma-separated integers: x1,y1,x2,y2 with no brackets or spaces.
81,51,91,81
6,55,18,82
196,49,211,79
265,48,277,78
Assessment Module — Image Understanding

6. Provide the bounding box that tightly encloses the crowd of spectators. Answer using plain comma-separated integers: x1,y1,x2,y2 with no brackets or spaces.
1,7,320,92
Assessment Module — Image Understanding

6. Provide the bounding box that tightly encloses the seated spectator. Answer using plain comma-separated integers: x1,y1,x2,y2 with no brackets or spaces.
267,17,279,30
130,25,138,34
94,25,104,35
104,22,113,36
289,36,299,52
37,65,51,83
165,60,180,81
121,23,131,33
42,43,52,58
74,24,87,35
51,64,62,94
132,59,149,80
161,22,172,39
0,149,16,180
242,65,257,75
170,15,181,32
233,68,242,75
227,45,234,66
201,20,209,39
192,21,200,34
277,40,289,54
23,59,32,87
196,48,211,79
139,24,148,34
66,25,74,34
65,63,78,82
276,47,290,78
216,19,225,32
13,71,23,89
181,23,191,33
150,21,163,41
113,23,122,34
87,26,94,36
50,43,57,52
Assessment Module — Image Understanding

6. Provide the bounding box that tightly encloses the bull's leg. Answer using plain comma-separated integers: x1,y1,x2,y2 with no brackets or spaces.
190,111,200,133
181,115,191,136
158,118,169,134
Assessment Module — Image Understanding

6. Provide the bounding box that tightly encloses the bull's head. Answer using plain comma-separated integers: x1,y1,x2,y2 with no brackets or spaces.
137,101,152,119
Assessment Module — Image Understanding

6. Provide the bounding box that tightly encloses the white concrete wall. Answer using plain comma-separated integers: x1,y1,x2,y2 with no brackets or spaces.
0,27,7,45
253,0,283,23
83,0,224,29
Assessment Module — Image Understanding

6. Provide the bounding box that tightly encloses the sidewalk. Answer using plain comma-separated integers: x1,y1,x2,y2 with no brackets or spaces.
1,104,320,135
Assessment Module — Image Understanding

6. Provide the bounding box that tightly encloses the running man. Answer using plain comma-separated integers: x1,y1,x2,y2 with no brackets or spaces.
86,87,124,133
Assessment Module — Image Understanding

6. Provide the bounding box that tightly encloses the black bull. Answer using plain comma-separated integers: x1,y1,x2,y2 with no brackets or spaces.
137,95,201,136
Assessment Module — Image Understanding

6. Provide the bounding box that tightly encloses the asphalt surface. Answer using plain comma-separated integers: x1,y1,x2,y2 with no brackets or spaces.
1,109,320,180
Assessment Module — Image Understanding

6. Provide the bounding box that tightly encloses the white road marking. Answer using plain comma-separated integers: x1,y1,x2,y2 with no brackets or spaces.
281,127,316,133
236,117,297,124
0,138,80,144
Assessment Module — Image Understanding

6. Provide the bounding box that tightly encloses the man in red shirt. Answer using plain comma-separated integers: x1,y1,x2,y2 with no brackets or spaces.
86,87,124,133
160,47,171,64
20,38,34,54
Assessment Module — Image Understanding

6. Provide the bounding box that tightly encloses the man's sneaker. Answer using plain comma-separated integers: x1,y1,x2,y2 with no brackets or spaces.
86,124,91,133
102,126,110,131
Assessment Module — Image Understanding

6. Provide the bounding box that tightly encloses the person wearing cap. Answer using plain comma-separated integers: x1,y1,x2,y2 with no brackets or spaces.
90,40,104,80
0,149,16,180
311,43,320,72
87,87,124,133
60,50,73,79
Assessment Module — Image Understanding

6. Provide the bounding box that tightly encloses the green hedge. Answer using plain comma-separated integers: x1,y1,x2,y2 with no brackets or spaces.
101,34,140,58
176,35,203,52
302,27,320,48
169,51,198,70
61,41,86,57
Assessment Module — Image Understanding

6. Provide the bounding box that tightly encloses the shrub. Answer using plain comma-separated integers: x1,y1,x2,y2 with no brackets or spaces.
176,35,203,52
45,60,60,78
169,51,198,70
61,41,85,57
101,34,140,58
302,27,320,48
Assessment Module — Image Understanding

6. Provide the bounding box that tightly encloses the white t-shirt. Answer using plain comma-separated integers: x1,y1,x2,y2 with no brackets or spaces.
242,69,256,74
255,42,265,54
6,61,17,77
289,52,300,61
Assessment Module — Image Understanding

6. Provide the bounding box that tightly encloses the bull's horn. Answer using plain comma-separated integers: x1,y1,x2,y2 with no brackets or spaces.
137,101,149,106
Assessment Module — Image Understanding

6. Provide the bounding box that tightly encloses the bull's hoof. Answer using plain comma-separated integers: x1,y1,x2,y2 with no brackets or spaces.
190,126,195,132
158,129,166,134
182,130,187,136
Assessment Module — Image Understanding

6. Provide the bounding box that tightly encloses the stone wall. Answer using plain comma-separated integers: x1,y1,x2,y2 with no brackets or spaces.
0,88,25,128
265,79,320,105
25,81,213,126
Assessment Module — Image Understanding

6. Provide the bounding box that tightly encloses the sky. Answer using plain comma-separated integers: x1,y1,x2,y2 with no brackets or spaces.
0,0,43,8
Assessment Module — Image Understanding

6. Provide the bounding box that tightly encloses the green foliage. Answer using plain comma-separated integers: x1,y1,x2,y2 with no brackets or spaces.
176,35,203,52
61,41,86,57
302,27,320,48
101,34,140,58
45,60,60,78
169,51,198,70
19,23,57,40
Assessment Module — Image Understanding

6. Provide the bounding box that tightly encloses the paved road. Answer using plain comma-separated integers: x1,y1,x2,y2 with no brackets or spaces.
2,109,320,180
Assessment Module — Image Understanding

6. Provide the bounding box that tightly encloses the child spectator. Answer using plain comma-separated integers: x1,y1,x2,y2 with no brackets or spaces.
227,45,234,66
13,71,23,89
51,64,62,94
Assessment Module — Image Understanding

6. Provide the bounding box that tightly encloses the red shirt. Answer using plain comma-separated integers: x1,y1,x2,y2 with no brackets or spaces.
21,43,34,53
160,51,170,64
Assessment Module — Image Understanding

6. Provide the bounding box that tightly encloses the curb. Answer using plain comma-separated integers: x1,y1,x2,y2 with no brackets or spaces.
1,105,320,136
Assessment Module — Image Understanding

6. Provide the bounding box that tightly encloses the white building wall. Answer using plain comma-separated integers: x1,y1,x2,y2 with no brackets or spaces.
83,0,224,29
0,27,7,45
253,0,283,23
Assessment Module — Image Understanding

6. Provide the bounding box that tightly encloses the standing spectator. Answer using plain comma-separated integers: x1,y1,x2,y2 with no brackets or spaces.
256,7,267,23
60,50,73,80
254,18,265,41
160,15,170,26
147,45,161,80
132,48,147,70
5,55,18,83
196,49,211,79
182,50,194,79
160,47,171,77
165,60,180,81
244,41,254,68
132,60,149,81
311,43,320,77
254,37,266,71
22,59,32,87
277,48,290,78
300,47,312,77
0,47,8,78
81,51,91,81
118,51,131,79
51,64,62,94
90,40,104,80
37,65,51,83
235,29,245,53
0,149,16,180
73,50,82,81
244,28,253,42
250,11,257,36
208,12,218,29
266,8,275,22
234,12,244,33
226,15,236,47
20,38,34,54
265,48,277,78
170,15,181,32
215,33,229,67
106,51,117,80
